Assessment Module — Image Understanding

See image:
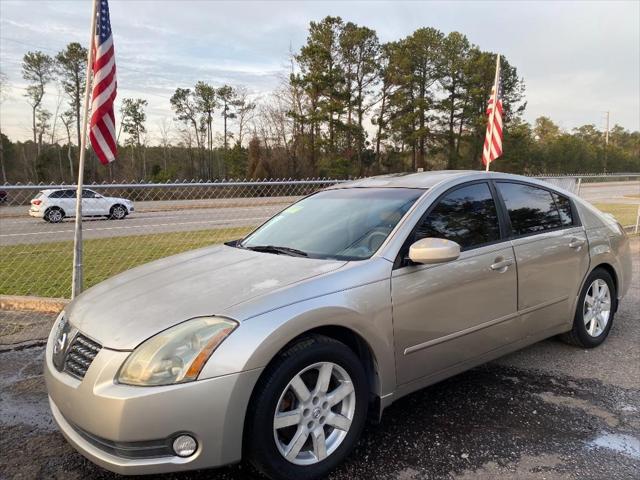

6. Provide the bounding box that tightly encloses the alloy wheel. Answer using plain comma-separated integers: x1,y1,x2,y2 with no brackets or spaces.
583,279,611,337
273,362,356,465
113,206,126,219
48,210,62,222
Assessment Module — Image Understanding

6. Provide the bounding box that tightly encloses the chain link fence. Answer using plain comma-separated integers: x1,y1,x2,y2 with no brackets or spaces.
1,175,638,300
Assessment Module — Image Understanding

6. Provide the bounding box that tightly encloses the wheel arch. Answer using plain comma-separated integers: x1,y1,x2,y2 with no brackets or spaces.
590,262,619,311
110,203,128,213
249,323,382,410
591,262,618,296
240,324,383,460
287,325,380,404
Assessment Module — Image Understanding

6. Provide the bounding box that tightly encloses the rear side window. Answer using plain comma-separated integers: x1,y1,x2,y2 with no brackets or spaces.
497,182,562,236
63,190,76,198
552,192,574,226
415,182,501,250
49,191,63,199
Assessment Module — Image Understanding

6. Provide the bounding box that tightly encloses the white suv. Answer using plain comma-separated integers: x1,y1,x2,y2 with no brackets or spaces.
29,188,134,223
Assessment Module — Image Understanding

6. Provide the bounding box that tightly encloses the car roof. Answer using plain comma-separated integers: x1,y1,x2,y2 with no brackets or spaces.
40,187,95,193
327,170,473,190
327,170,575,194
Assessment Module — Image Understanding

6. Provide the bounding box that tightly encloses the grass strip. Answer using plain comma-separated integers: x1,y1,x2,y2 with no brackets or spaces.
0,226,251,298
594,203,638,227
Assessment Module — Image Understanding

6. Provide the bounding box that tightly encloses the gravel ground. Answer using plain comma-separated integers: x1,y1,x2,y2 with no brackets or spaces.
1,239,638,480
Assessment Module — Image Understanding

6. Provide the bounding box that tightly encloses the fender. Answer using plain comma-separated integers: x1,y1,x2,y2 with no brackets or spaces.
199,279,397,400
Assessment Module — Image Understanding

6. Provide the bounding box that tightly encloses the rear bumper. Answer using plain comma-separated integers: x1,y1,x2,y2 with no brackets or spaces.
44,335,262,475
29,207,44,217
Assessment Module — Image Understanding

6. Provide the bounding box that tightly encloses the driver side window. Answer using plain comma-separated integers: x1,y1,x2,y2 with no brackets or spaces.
415,183,501,251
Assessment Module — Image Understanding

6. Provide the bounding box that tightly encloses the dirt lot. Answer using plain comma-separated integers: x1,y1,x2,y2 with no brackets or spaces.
1,239,638,480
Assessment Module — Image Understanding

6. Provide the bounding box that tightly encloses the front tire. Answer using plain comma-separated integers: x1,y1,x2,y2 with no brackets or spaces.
246,335,368,480
560,268,616,348
109,204,127,220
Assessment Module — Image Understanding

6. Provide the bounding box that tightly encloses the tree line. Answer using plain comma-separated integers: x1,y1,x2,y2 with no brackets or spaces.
0,16,638,184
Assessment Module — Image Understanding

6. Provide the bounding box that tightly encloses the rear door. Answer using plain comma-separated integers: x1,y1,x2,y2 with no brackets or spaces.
495,182,590,335
58,189,77,216
391,181,518,385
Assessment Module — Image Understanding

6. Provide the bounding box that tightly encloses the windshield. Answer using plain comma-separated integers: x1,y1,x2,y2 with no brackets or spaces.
240,188,424,260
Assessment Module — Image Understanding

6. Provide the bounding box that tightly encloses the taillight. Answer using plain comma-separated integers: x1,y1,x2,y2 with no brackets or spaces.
32,199,42,205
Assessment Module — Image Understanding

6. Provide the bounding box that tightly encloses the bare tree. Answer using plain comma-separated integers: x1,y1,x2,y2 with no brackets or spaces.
56,42,87,159
22,51,54,158
157,118,174,172
194,82,218,177
234,86,256,147
120,98,148,178
0,71,9,183
217,85,241,150
60,110,75,180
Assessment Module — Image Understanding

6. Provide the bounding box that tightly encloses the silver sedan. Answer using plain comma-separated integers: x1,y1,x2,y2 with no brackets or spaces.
45,171,632,480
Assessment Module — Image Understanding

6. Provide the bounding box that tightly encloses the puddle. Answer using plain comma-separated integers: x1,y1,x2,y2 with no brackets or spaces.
588,433,640,459
535,392,620,427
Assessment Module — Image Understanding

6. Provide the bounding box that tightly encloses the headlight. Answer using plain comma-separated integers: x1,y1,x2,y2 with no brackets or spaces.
117,316,237,386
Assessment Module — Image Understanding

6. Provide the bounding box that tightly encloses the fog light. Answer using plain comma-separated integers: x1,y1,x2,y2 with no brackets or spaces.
172,434,197,457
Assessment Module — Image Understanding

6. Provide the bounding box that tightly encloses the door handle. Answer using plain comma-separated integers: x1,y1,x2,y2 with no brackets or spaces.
569,238,586,250
490,259,513,271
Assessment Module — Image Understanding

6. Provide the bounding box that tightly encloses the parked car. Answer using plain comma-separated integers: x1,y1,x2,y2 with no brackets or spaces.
44,171,632,480
29,188,134,222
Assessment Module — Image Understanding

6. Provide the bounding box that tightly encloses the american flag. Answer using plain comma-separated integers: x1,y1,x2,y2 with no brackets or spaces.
482,55,503,169
89,0,117,165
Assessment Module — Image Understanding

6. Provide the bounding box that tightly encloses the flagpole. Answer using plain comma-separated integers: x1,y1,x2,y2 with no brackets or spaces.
71,0,98,299
485,54,501,172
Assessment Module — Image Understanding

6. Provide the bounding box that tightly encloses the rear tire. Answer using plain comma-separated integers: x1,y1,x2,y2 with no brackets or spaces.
560,268,616,348
44,208,64,223
245,335,368,480
109,204,127,220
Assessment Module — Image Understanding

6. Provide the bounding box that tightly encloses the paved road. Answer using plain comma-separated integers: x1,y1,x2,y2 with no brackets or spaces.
1,181,638,246
0,204,285,246
1,239,638,479
579,181,639,204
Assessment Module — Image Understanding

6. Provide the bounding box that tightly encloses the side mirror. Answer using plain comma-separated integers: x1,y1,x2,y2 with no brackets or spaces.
408,238,461,264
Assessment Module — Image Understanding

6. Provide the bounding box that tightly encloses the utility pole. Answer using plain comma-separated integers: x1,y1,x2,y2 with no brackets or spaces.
604,111,610,173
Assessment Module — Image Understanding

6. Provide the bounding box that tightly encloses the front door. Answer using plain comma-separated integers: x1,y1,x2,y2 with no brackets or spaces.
391,182,518,386
81,189,100,215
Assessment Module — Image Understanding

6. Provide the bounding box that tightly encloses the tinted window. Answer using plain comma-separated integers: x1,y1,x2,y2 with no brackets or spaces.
497,182,562,235
415,183,501,250
48,191,63,198
63,190,77,198
82,189,96,198
552,192,574,226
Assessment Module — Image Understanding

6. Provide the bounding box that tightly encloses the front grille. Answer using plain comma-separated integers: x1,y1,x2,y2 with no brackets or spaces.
63,334,102,379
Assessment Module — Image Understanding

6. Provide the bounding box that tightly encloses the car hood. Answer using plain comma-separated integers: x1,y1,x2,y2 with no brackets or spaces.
109,196,132,203
66,245,347,350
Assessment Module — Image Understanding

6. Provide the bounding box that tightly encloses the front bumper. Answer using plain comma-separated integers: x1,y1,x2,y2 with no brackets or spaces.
44,338,262,475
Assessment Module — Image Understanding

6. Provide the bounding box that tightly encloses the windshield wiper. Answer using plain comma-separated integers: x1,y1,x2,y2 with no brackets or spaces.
243,245,308,257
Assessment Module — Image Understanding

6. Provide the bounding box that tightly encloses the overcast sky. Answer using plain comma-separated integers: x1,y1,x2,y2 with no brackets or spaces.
1,0,638,143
